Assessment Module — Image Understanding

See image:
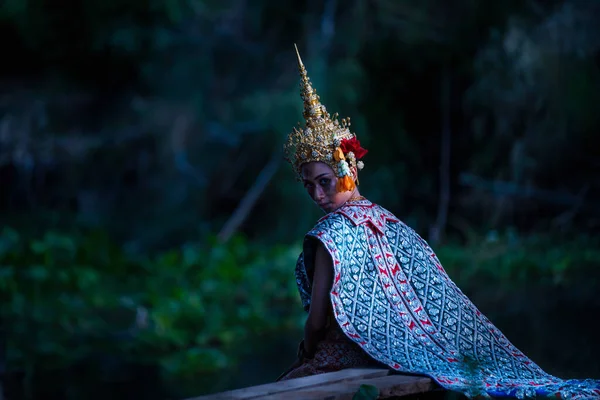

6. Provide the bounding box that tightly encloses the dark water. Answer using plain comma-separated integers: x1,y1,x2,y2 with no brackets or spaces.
466,280,600,380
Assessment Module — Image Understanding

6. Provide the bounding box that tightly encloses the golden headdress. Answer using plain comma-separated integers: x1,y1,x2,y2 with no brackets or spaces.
284,44,367,192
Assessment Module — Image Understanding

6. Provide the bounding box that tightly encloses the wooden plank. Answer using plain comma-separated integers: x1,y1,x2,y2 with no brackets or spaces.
262,374,435,400
370,375,436,398
188,368,390,400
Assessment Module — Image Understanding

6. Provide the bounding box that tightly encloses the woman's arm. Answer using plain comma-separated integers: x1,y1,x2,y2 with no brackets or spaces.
303,242,334,356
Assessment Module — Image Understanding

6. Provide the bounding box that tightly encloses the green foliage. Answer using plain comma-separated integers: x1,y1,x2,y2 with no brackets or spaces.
3,223,599,397
0,228,600,398
353,384,380,400
0,226,303,397
437,231,600,288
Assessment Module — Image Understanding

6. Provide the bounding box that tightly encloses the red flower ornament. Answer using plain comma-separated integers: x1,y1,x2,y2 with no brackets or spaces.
340,137,368,159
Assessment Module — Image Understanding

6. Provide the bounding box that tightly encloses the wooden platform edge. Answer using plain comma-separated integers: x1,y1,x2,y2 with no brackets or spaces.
188,368,391,400
277,374,436,400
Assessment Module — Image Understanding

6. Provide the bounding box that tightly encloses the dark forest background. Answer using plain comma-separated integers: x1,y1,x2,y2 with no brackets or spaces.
1,0,600,399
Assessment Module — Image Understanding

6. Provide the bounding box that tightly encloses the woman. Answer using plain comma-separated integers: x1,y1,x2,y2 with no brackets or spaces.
278,45,600,399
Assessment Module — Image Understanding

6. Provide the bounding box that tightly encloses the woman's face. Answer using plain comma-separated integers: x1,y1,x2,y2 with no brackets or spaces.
300,162,356,213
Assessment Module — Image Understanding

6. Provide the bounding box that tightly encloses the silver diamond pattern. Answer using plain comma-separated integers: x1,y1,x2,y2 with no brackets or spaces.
295,200,600,399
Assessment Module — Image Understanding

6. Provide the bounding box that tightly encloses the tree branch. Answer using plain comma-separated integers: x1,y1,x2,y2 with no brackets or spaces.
217,150,281,242
430,66,451,246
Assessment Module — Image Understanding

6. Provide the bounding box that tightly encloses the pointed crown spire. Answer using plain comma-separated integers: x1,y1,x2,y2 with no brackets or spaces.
285,44,360,182
294,43,324,120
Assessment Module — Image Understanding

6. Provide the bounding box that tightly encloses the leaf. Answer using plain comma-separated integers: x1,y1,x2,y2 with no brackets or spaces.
0,265,14,279
30,240,47,254
182,243,202,268
28,265,49,281
0,227,20,256
353,384,379,400
44,232,76,254
158,249,180,267
75,268,99,289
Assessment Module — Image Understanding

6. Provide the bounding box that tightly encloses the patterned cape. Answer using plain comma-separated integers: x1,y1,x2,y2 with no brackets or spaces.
295,199,600,399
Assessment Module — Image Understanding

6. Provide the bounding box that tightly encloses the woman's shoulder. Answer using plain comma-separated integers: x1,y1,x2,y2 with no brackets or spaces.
337,199,400,234
309,211,350,235
309,198,401,235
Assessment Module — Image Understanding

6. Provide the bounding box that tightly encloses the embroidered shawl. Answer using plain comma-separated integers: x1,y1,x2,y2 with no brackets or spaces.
294,199,600,399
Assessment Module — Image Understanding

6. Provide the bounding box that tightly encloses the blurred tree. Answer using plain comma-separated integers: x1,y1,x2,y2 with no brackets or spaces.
464,0,600,229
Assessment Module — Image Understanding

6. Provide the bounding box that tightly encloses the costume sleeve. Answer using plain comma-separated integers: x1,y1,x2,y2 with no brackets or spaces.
294,252,312,312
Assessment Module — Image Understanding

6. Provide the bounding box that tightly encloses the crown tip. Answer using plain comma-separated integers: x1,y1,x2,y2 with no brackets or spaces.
293,43,303,68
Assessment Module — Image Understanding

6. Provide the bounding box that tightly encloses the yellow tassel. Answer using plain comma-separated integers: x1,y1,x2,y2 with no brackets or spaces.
336,175,355,193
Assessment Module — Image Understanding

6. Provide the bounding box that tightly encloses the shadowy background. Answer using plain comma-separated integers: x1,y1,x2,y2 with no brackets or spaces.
1,0,600,399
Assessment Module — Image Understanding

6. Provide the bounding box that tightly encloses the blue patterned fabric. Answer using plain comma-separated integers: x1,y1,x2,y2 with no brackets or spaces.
294,199,600,399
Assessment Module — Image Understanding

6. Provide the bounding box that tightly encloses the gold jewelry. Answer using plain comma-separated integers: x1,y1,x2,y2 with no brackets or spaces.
284,44,362,182
347,195,366,203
